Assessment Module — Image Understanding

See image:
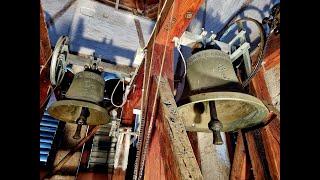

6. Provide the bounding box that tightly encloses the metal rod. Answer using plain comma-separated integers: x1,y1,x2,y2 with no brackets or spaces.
209,101,223,145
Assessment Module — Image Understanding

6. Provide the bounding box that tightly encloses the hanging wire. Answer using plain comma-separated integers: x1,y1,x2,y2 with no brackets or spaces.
110,78,127,108
40,52,53,75
137,1,176,179
174,39,187,79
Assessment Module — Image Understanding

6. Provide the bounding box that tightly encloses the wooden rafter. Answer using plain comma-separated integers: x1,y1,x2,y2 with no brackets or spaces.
237,32,280,180
122,0,204,179
156,77,202,179
40,3,52,116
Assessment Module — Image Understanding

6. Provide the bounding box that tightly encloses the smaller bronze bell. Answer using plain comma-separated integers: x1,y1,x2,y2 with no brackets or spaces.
48,70,110,126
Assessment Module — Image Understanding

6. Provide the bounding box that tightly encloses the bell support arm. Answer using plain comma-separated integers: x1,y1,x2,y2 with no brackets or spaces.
173,29,252,75
66,53,136,77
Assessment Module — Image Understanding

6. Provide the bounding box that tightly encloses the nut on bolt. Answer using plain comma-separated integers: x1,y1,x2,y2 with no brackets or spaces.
209,120,223,145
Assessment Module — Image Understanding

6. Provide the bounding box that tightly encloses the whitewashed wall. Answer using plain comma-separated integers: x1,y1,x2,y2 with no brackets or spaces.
42,0,154,67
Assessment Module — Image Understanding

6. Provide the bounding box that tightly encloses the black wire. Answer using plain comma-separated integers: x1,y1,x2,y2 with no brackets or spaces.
232,18,266,87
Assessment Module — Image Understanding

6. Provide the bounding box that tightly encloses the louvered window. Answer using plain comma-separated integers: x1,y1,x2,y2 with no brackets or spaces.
40,94,60,165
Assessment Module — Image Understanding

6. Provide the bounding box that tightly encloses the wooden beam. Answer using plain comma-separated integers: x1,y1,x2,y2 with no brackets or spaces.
77,172,112,180
245,130,271,180
40,3,52,114
144,117,166,180
121,60,144,126
230,131,250,180
267,117,280,144
262,33,280,71
157,77,203,179
154,0,203,45
244,32,280,180
122,0,203,125
113,169,126,180
50,124,88,179
263,49,280,71
40,4,51,66
121,0,204,179
260,126,280,180
187,132,201,168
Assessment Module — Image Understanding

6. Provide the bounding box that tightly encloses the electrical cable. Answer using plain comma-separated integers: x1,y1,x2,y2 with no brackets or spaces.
176,42,187,79
110,78,127,108
137,1,176,179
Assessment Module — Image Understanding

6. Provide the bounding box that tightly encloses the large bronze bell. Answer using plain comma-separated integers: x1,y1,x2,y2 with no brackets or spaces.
48,70,110,138
178,49,269,143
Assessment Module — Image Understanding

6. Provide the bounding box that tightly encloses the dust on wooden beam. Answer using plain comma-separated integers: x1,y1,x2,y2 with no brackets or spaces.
157,76,203,180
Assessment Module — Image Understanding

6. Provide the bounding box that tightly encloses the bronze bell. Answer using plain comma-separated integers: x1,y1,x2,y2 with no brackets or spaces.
48,70,110,128
178,49,269,144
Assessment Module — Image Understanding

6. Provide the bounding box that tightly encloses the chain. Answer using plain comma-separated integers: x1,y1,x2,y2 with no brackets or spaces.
242,28,274,88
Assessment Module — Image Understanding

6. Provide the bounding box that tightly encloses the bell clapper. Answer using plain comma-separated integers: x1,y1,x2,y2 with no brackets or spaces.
209,120,223,145
208,101,223,145
73,107,90,139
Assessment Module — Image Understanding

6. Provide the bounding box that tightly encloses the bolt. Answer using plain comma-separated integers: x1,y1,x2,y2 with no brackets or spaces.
164,100,172,105
73,118,84,139
185,12,193,19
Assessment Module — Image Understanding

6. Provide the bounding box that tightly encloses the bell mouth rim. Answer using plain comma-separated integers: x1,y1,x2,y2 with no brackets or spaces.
178,92,269,132
48,100,110,125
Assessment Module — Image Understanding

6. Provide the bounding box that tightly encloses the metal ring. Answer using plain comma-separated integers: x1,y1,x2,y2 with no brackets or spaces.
50,36,69,86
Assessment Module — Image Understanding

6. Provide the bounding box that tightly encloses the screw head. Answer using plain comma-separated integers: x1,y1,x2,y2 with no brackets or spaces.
185,12,193,19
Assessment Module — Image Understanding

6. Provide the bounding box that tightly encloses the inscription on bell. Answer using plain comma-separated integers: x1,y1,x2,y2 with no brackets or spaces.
217,64,229,80
66,71,105,103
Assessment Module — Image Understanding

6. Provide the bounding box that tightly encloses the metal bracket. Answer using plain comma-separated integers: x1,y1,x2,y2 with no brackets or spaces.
114,127,131,171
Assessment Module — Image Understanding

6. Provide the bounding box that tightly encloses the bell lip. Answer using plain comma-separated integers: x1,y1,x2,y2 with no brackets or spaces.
178,91,269,132
47,100,110,125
